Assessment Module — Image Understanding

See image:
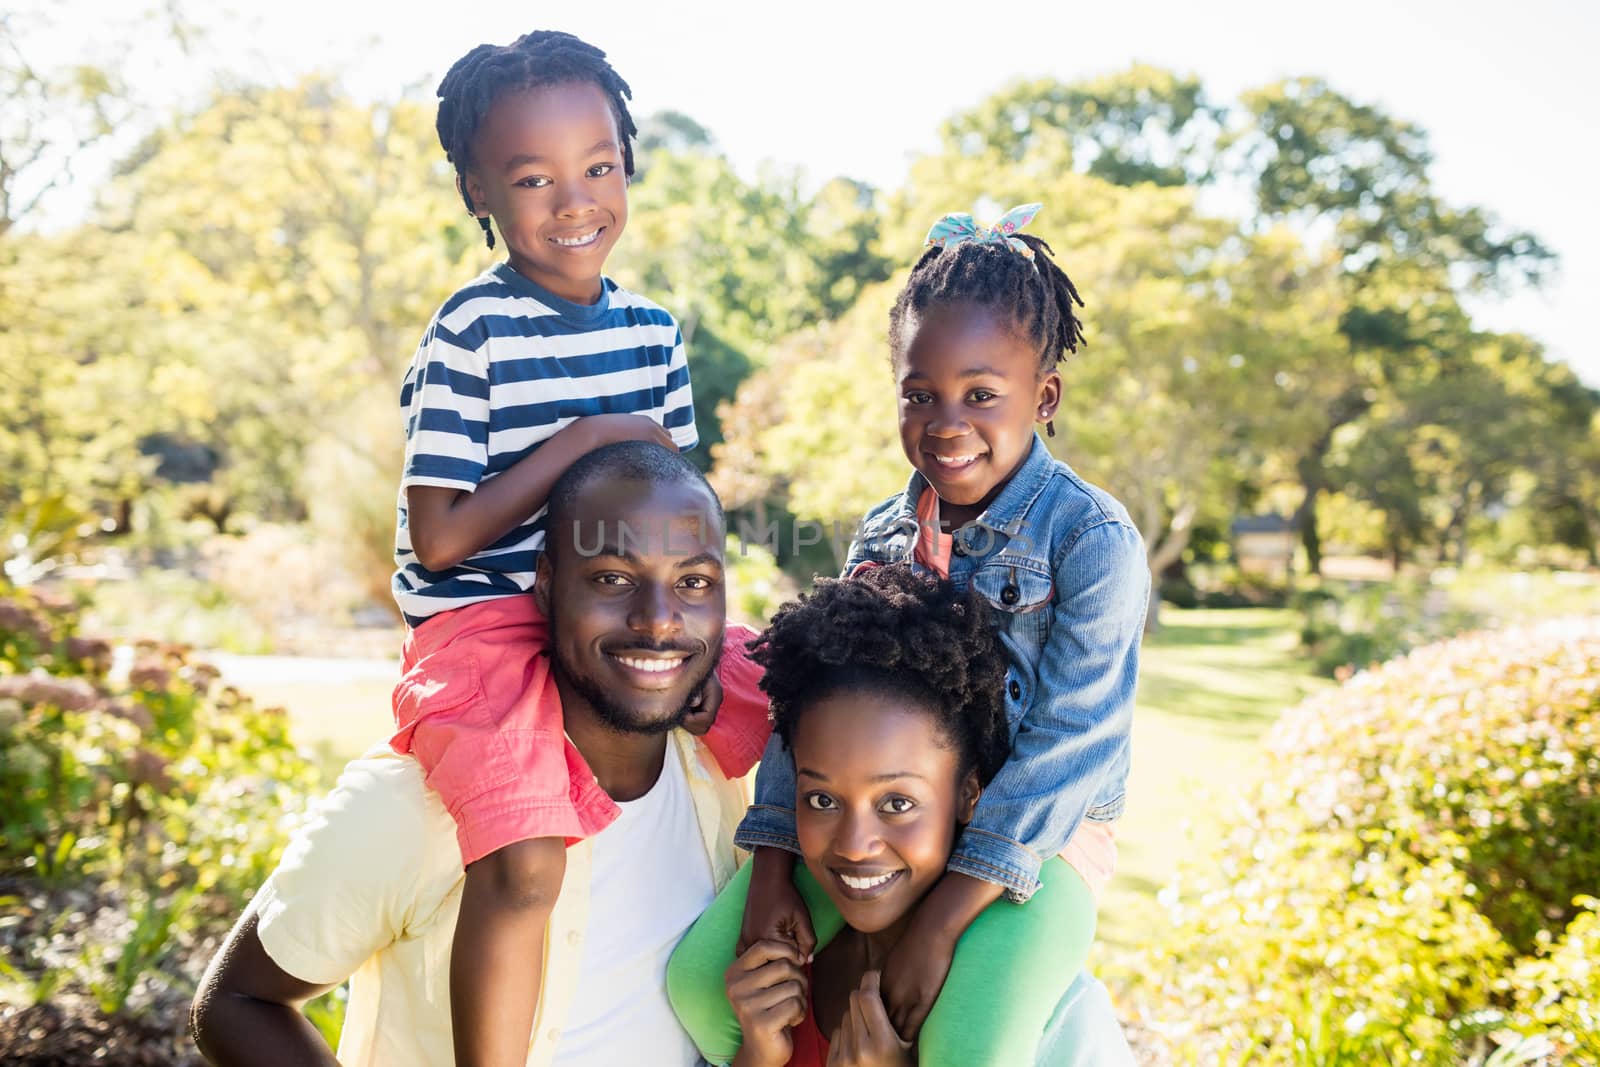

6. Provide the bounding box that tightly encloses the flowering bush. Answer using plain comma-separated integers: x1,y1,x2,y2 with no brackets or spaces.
0,587,327,1060
1122,618,1600,1064
1509,896,1600,1063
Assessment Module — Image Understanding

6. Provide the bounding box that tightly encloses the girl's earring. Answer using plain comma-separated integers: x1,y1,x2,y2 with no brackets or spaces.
477,216,496,250
1041,410,1056,438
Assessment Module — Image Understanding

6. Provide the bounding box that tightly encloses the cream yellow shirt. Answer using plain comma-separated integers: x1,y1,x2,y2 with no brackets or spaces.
253,733,748,1067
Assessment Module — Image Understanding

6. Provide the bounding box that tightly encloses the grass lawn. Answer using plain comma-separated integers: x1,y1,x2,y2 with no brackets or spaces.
1097,607,1327,950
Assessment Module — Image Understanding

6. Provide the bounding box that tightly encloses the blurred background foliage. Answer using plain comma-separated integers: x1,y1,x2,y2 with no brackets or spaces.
3,5,1599,1064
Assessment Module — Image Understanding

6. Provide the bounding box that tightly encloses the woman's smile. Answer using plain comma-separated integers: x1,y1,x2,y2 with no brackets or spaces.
831,867,907,899
794,692,973,934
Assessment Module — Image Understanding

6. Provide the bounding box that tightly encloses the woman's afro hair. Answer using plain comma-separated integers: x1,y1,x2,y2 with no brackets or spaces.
751,563,1011,785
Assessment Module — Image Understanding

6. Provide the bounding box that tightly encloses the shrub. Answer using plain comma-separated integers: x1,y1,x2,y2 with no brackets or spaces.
1122,617,1600,1065
1294,577,1488,678
0,587,331,1055
1508,896,1600,1062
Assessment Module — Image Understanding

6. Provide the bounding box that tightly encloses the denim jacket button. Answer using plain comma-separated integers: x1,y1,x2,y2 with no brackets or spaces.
1001,584,1020,605
951,538,967,557
1008,679,1022,700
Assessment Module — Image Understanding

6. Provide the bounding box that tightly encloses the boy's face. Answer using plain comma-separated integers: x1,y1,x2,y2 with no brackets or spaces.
894,303,1061,528
464,81,628,304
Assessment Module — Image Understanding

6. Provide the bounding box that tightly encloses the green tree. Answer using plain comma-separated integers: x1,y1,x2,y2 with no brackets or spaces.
85,79,477,531
710,280,905,573
1232,77,1555,572
0,9,128,235
940,65,1222,187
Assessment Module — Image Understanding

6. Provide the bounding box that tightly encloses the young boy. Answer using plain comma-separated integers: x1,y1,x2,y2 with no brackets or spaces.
391,31,765,1066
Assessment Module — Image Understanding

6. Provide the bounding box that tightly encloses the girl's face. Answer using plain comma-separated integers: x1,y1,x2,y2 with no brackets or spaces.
792,689,979,935
894,303,1061,527
464,81,629,304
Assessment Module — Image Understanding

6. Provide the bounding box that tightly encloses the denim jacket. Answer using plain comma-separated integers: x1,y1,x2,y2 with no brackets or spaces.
734,437,1148,900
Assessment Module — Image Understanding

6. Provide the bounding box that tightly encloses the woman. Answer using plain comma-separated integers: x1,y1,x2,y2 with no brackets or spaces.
673,564,1112,1066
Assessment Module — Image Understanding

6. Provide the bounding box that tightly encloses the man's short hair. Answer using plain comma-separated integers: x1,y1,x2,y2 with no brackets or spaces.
544,442,723,559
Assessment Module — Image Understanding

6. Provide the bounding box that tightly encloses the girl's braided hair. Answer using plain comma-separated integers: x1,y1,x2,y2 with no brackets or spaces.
751,563,1011,785
888,234,1086,373
435,31,637,248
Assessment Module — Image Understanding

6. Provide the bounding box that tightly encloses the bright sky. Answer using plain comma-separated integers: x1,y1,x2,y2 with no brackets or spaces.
33,0,1600,384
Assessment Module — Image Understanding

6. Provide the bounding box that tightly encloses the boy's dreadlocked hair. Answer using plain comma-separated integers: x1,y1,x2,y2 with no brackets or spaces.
751,564,1011,786
435,31,638,248
888,234,1087,373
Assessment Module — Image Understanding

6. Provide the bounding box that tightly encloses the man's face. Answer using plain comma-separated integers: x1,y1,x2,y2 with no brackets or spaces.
537,479,725,734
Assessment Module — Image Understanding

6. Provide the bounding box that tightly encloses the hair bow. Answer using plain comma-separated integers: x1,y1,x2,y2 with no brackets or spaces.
923,203,1042,260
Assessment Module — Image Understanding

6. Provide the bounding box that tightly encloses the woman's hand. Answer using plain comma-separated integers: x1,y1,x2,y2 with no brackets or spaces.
725,939,808,1067
739,849,817,958
827,971,913,1067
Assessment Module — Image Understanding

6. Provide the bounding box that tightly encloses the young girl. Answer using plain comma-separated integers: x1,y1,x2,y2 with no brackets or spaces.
669,204,1148,1065
390,31,766,1067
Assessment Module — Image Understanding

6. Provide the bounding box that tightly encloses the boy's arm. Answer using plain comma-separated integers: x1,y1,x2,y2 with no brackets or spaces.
406,413,675,573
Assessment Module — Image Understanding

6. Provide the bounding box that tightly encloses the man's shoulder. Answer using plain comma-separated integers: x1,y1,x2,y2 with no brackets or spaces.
286,747,458,870
331,745,434,804
253,747,462,990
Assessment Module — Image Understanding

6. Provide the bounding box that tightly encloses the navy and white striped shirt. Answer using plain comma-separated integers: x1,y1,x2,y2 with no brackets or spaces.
392,264,697,626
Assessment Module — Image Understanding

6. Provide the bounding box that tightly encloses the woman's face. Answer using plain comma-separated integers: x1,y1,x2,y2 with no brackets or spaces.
792,689,979,934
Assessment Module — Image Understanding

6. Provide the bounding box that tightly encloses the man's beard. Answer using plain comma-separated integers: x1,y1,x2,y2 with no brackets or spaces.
555,639,722,736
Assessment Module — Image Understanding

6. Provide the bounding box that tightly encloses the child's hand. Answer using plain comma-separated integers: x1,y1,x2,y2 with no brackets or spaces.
739,848,817,959
878,923,956,1043
880,870,999,1039
681,674,721,736
724,939,808,1067
827,971,913,1067
567,413,677,452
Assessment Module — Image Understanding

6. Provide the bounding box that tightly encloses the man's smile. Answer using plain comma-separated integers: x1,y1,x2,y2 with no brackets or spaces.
604,646,698,688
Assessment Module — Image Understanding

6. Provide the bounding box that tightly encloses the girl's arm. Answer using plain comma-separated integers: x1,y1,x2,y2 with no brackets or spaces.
881,519,1147,1038
947,518,1147,899
407,413,674,573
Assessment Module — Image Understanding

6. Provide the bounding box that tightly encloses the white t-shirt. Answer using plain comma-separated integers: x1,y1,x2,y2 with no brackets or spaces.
552,745,717,1066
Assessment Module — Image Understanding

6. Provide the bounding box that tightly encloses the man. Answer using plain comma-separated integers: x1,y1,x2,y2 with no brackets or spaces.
192,441,1135,1066
191,442,765,1066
